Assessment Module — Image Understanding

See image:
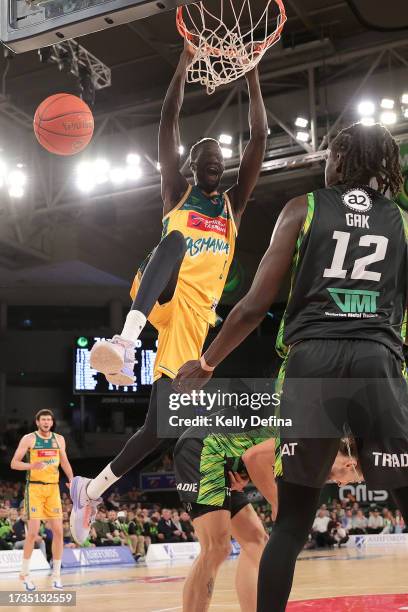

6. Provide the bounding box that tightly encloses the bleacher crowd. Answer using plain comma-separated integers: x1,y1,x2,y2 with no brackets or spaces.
1,480,407,561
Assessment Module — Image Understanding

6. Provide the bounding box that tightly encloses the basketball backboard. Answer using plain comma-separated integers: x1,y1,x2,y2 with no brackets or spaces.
0,0,193,53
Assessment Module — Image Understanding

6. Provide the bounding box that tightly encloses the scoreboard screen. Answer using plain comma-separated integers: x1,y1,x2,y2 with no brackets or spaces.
1,0,191,53
74,335,157,395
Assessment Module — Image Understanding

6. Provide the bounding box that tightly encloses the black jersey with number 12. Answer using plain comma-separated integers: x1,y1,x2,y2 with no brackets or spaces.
277,185,408,360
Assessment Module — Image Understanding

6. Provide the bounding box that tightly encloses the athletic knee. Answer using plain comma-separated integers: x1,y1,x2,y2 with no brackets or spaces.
200,537,231,564
239,526,268,555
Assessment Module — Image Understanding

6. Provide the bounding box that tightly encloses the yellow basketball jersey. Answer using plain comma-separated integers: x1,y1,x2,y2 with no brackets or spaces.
133,184,237,325
27,432,60,484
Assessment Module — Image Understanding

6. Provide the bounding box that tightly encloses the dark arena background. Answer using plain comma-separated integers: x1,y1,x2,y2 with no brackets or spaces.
0,1,408,610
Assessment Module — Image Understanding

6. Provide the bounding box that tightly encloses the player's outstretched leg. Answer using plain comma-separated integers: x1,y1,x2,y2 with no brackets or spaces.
70,383,162,544
89,230,186,385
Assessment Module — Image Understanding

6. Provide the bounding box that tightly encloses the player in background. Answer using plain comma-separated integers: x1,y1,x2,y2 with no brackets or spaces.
175,409,362,612
174,122,408,611
69,41,268,544
11,409,73,591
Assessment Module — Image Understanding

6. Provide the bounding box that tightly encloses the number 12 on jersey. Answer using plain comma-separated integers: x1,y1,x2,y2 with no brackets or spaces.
323,231,389,281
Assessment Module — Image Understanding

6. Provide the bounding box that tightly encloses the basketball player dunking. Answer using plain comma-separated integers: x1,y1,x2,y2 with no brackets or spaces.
69,42,268,544
175,123,408,611
11,409,73,591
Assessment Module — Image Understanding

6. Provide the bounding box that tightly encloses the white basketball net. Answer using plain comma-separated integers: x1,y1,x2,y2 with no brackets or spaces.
177,0,287,95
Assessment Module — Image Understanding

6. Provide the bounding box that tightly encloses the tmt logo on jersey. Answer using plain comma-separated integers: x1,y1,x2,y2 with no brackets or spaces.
342,188,373,213
328,288,380,315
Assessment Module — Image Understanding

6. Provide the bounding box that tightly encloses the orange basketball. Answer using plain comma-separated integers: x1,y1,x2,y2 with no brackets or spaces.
33,93,94,156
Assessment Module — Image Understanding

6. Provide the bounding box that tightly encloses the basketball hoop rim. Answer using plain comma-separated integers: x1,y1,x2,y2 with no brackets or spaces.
176,0,287,57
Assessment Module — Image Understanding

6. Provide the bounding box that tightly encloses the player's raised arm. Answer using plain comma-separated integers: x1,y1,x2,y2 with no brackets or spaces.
228,66,268,221
173,195,307,390
10,434,39,471
159,42,196,216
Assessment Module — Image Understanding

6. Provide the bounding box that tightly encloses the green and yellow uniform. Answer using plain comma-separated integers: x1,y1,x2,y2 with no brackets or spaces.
130,185,237,380
25,432,62,520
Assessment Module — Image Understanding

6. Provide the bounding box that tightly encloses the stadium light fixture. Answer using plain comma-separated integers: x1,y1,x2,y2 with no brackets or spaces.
403,108,408,119
219,134,233,145
380,111,397,125
110,167,127,184
76,175,95,193
8,185,24,198
178,145,185,155
93,159,110,184
126,153,141,166
221,147,233,158
295,117,309,128
402,93,408,105
296,131,310,143
156,162,161,171
361,116,375,126
357,100,375,116
126,165,142,181
381,98,395,110
8,170,27,188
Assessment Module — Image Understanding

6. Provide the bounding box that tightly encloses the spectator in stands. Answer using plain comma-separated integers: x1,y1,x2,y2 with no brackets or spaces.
312,509,334,548
127,510,146,560
145,515,160,546
179,511,197,542
105,493,121,511
382,509,395,534
171,511,187,541
92,509,118,546
367,509,384,534
394,510,407,534
158,509,184,543
128,487,141,503
0,506,13,550
63,520,77,548
341,509,353,532
329,520,349,547
350,510,368,534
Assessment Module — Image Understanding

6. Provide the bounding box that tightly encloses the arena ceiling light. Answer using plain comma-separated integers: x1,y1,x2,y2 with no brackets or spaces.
126,165,143,181
361,116,375,127
126,153,141,166
6,168,26,198
178,145,185,155
295,117,309,128
296,130,310,143
219,134,233,145
76,161,96,193
401,93,408,105
8,185,25,198
403,108,408,119
93,159,110,184
221,147,233,158
357,100,375,116
380,111,397,125
380,98,395,110
109,167,127,185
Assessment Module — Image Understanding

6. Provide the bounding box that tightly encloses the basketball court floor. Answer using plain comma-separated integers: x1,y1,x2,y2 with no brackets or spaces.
1,545,407,611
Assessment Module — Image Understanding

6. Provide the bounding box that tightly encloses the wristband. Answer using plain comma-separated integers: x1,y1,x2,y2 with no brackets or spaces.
200,355,215,372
